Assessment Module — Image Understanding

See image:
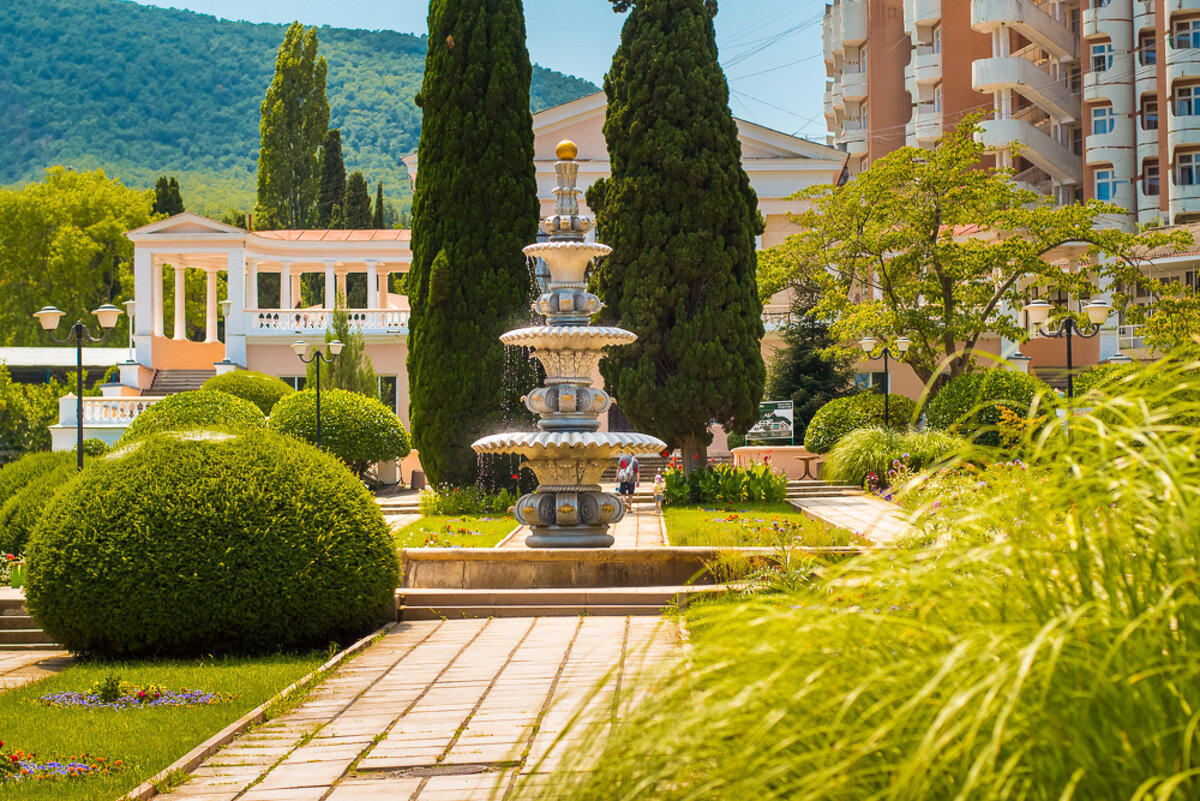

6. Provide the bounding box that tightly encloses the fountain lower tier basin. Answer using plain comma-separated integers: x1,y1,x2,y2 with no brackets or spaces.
523,242,611,285
472,431,667,461
500,326,636,350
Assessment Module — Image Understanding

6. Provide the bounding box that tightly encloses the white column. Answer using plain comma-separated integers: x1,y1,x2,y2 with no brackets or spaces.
172,264,187,341
247,259,259,309
367,260,380,308
225,249,247,366
152,260,165,337
205,268,219,343
324,260,337,308
133,249,154,368
337,270,348,305
280,261,292,309
292,272,303,308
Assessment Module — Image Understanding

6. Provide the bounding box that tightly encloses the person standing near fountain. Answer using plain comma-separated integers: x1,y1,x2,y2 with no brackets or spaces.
616,454,639,512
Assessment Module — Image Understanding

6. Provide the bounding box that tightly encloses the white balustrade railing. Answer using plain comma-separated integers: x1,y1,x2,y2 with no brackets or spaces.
60,396,168,427
248,308,410,334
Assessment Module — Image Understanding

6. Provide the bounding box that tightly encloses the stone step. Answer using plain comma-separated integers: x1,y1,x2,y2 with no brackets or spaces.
0,629,55,645
0,642,60,651
397,585,729,619
0,599,26,615
0,615,37,630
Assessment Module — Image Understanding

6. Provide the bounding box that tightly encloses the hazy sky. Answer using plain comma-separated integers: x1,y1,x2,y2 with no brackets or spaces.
130,0,829,140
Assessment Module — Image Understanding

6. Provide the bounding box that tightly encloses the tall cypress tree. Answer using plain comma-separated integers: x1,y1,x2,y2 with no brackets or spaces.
373,182,385,228
255,22,329,229
317,129,346,228
407,0,539,488
344,171,372,228
152,176,184,215
588,0,766,473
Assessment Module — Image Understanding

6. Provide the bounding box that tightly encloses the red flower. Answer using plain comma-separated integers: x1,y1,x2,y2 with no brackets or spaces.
511,474,518,480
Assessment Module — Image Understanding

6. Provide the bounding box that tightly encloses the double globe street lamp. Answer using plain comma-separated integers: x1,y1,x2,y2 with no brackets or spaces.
291,340,343,450
859,335,912,428
1021,298,1112,400
33,304,124,469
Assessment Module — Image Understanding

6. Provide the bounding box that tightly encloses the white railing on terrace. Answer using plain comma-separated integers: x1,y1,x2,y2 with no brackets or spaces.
248,308,410,334
61,395,169,427
1118,324,1145,350
762,308,793,330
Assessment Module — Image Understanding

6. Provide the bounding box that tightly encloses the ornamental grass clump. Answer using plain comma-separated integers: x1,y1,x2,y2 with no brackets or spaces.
824,426,963,487
513,357,1200,800
25,429,398,657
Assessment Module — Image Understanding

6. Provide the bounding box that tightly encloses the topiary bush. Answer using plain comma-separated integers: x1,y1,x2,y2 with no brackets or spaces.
118,390,266,445
0,459,80,556
202,370,295,415
77,438,110,457
926,370,1049,447
25,429,399,657
269,388,410,477
0,451,73,511
803,393,917,454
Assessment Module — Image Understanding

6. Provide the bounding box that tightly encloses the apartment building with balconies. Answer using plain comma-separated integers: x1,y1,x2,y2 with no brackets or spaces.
824,0,1200,229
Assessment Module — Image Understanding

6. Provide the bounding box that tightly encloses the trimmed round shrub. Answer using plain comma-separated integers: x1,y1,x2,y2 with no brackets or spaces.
25,429,399,657
269,389,410,476
803,393,917,454
202,370,295,415
1073,362,1145,397
77,438,110,457
824,427,964,487
118,390,266,445
0,451,77,555
926,370,1049,447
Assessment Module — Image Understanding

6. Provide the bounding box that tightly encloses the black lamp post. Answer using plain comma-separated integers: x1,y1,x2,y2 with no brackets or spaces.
1022,298,1112,400
859,335,912,428
291,340,344,450
34,304,123,469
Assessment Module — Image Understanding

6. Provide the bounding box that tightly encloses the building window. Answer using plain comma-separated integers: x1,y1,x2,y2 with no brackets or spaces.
1178,152,1199,186
933,84,943,112
1095,169,1119,201
280,376,307,391
1187,270,1198,291
1146,162,1160,195
1175,18,1200,49
1091,43,1114,72
1091,105,1115,135
1144,98,1159,129
1140,31,1157,65
1177,85,1198,116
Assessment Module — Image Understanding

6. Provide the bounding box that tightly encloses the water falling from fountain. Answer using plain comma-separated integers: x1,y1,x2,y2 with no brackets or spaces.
472,140,666,548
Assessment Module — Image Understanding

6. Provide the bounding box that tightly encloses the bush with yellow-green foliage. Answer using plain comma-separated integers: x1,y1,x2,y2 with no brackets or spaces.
201,370,294,414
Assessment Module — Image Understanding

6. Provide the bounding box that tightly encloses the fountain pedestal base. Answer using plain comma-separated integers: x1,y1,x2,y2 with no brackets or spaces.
513,488,625,548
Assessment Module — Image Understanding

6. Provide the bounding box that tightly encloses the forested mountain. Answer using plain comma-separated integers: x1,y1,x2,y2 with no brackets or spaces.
0,0,596,215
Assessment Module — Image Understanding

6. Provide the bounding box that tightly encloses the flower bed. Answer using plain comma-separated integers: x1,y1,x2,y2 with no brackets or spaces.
0,741,118,784
393,515,517,549
38,676,232,710
665,502,861,547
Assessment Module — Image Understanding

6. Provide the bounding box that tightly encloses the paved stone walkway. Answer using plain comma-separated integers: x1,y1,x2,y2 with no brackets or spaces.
0,649,72,692
160,616,677,801
791,494,911,544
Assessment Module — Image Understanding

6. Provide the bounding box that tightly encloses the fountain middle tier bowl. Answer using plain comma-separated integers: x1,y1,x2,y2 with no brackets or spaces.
500,326,636,350
472,431,667,461
523,241,612,285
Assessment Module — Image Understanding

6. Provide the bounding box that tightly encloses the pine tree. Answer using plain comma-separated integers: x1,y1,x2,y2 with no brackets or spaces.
373,182,385,228
307,296,378,397
317,129,346,228
152,176,184,216
588,0,766,473
344,171,372,228
255,22,329,229
407,0,540,488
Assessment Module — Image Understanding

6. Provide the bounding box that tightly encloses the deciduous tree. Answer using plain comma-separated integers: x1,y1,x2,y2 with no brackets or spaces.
406,0,540,488
588,0,766,473
255,22,329,229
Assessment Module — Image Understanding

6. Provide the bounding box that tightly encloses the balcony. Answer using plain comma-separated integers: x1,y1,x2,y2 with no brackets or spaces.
977,118,1083,184
246,308,410,339
905,0,941,28
1095,182,1136,218
1166,44,1200,88
1137,185,1164,228
1167,111,1200,161
971,0,1078,62
1169,182,1200,222
913,48,942,85
1085,123,1134,171
914,103,943,144
1138,128,1160,166
1083,64,1133,105
973,56,1079,122
841,0,867,45
842,68,867,100
1135,60,1158,96
1082,2,1134,42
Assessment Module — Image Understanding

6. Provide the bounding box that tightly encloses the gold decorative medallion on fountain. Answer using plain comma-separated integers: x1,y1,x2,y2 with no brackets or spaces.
472,140,665,548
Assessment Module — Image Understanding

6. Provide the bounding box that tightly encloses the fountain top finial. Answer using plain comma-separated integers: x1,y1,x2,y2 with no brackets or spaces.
556,139,578,160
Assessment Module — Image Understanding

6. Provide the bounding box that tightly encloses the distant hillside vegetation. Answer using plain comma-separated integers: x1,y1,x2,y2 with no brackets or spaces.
0,0,596,215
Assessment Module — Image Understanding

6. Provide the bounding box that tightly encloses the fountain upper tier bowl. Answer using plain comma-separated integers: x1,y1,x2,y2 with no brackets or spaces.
500,326,636,351
473,431,665,461
523,242,611,285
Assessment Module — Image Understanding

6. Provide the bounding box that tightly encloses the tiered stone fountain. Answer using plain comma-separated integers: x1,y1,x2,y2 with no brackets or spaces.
472,141,666,548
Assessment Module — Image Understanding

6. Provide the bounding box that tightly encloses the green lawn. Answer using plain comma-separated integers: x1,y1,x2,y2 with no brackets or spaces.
394,515,518,548
0,652,327,800
664,502,863,547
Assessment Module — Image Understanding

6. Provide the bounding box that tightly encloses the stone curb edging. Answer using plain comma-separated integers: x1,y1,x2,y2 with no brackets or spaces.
494,523,525,549
118,621,397,801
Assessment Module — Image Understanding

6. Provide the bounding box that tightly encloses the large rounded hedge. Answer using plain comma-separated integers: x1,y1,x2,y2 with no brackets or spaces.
269,389,410,476
803,393,918,454
25,429,398,657
926,369,1049,447
118,390,266,445
0,451,73,511
202,370,295,415
0,459,79,556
